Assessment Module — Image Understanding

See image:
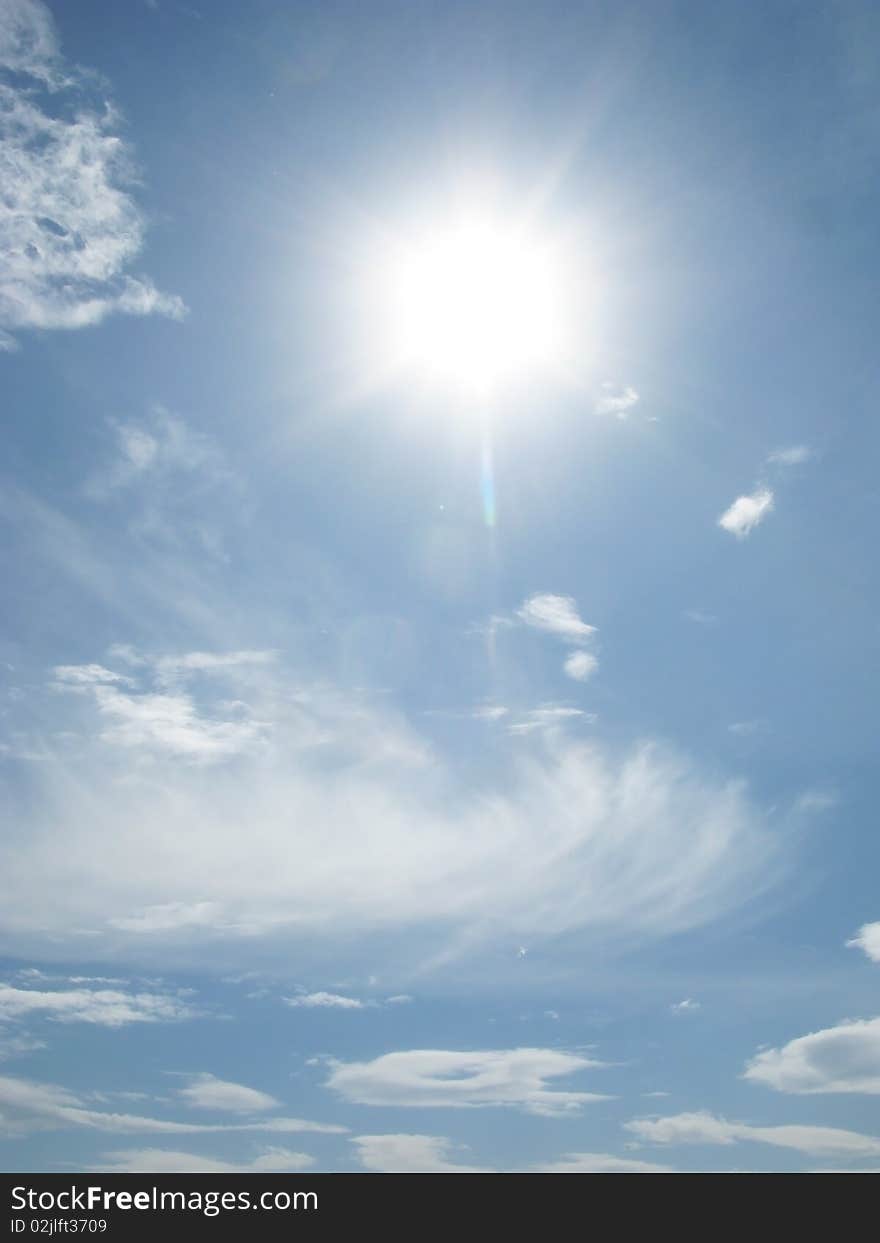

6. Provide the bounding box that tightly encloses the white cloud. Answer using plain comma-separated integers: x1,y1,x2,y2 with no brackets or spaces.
85,411,223,500
52,665,130,687
563,651,598,682
718,488,774,539
0,1032,46,1061
537,1152,675,1173
472,705,509,721
506,706,594,735
516,594,596,642
110,903,221,934
670,998,700,1013
1,654,784,958
0,1,184,345
55,664,269,764
795,790,838,814
595,383,640,419
352,1134,489,1173
743,1017,880,1094
847,923,880,963
285,992,366,1010
0,0,60,84
326,1048,608,1116
0,983,194,1027
177,1073,279,1114
627,1111,880,1158
766,445,813,466
99,1146,314,1173
683,610,717,625
0,1073,345,1137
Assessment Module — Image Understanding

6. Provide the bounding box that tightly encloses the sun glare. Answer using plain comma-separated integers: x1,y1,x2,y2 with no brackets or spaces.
372,215,572,394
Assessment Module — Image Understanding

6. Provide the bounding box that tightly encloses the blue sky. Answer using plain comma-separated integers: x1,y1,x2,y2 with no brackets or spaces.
1,0,880,1173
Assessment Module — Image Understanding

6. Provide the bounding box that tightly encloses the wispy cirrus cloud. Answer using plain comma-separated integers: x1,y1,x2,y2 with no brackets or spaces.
0,1,185,346
743,1017,880,1094
326,1047,608,1116
626,1110,880,1158
84,410,225,503
718,488,774,539
1,649,786,962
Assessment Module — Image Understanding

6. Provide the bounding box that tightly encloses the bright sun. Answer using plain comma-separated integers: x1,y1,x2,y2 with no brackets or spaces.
373,215,571,394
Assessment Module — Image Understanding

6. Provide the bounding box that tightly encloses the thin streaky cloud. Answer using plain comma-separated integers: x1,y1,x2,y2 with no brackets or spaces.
594,382,640,419
626,1110,880,1158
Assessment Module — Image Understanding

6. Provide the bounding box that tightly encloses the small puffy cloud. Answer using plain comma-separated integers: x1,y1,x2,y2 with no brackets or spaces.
564,651,598,682
847,923,880,963
326,1048,608,1116
627,1110,880,1158
0,0,184,346
595,383,640,419
99,1146,314,1173
516,594,596,643
683,610,717,625
0,983,195,1027
670,998,700,1014
286,992,366,1010
537,1152,675,1173
177,1074,280,1114
766,446,813,467
743,1017,880,1095
352,1134,489,1173
718,489,774,539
